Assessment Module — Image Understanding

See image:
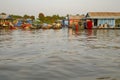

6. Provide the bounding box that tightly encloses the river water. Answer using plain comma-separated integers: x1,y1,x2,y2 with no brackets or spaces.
0,28,120,80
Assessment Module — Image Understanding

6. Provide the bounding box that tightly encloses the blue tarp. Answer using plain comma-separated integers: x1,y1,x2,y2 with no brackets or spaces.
15,20,22,27
26,19,32,24
15,19,32,27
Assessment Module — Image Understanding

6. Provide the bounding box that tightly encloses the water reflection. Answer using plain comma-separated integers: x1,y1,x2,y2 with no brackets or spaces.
0,28,120,80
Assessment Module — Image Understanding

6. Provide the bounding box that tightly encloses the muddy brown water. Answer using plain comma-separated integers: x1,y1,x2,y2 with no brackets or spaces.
0,28,120,80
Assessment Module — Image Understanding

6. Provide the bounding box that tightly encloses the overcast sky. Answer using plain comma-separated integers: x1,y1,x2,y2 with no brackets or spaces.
0,0,120,17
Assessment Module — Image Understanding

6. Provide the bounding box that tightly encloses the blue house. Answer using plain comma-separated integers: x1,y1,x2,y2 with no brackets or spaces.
86,12,120,28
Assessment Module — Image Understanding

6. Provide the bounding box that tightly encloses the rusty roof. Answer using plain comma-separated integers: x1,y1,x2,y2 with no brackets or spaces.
69,15,85,19
87,12,120,18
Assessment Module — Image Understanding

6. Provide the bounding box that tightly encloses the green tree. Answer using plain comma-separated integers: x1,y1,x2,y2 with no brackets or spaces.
23,14,30,19
52,14,59,20
37,13,65,24
9,14,23,19
38,13,45,23
30,15,35,20
115,19,120,26
76,14,80,16
1,13,6,15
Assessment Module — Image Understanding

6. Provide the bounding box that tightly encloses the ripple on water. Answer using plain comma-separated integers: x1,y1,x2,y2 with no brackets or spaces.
0,29,120,80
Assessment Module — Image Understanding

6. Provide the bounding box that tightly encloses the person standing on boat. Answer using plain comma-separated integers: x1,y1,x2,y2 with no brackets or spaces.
75,22,79,34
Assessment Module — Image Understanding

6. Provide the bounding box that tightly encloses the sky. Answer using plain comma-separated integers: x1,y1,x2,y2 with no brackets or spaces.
0,0,120,17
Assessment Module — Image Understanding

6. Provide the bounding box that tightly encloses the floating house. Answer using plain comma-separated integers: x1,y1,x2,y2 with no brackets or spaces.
86,12,120,28
68,15,84,27
0,13,12,20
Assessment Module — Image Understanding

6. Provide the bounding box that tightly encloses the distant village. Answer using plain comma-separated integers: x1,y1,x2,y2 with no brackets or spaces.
0,12,120,30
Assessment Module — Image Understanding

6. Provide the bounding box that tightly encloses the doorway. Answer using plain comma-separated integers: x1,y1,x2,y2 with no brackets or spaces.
94,19,98,26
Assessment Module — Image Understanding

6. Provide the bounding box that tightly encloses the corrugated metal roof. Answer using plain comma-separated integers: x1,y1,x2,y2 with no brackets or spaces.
69,15,85,19
87,12,120,19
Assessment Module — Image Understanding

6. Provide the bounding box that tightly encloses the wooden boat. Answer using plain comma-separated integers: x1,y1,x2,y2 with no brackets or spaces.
41,23,52,29
52,23,62,29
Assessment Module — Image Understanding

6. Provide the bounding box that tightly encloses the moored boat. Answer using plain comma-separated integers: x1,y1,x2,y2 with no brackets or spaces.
52,23,62,29
41,23,52,29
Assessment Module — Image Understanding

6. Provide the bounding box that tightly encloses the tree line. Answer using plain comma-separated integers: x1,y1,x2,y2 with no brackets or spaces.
1,12,65,24
38,13,65,24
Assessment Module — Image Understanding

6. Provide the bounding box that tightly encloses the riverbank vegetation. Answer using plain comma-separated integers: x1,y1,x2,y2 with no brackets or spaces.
38,13,65,24
1,12,65,24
